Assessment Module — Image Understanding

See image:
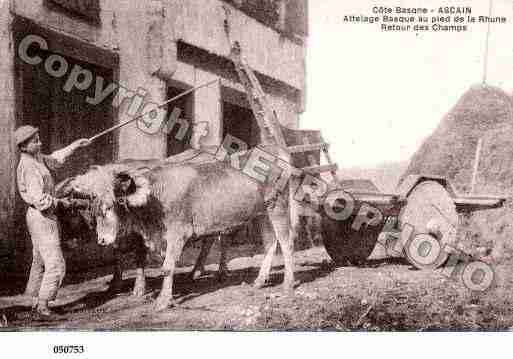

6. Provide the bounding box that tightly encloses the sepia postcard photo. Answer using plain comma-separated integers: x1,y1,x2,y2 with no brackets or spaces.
1,0,513,347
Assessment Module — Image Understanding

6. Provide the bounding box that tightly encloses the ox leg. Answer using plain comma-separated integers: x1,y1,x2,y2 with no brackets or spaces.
190,235,216,280
108,248,124,293
155,230,187,311
254,216,278,288
132,267,146,297
132,236,147,297
277,228,295,294
269,205,295,293
254,241,278,289
217,234,229,282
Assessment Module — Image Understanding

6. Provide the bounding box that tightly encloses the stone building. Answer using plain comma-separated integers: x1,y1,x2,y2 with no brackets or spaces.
0,0,308,276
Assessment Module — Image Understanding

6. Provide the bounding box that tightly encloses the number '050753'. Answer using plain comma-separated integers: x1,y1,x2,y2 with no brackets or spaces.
52,345,84,354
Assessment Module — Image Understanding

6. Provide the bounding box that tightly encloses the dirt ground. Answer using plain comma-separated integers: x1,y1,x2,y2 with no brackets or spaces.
1,245,513,331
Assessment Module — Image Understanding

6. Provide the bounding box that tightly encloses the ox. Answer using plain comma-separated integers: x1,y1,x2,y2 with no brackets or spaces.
57,156,235,296
56,161,156,297
60,147,295,310
58,205,233,297
57,204,150,296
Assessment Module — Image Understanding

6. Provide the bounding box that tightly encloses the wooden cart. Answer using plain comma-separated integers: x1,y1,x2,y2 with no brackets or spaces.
321,175,505,269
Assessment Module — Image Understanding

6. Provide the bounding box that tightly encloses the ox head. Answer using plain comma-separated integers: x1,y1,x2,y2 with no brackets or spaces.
57,165,152,246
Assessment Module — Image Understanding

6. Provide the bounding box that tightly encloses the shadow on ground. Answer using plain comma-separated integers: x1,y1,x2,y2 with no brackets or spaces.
1,252,338,329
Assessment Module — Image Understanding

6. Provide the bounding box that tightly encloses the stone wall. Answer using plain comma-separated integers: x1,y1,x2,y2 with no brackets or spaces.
169,0,305,90
0,7,16,266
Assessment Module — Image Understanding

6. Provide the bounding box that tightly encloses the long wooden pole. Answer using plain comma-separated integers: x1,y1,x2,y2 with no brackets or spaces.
471,138,483,194
88,78,220,142
482,0,494,85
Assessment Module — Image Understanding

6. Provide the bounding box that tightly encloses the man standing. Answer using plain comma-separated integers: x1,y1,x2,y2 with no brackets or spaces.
15,125,90,318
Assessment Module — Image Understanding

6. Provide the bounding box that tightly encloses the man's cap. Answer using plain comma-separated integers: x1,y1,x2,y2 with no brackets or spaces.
14,125,39,146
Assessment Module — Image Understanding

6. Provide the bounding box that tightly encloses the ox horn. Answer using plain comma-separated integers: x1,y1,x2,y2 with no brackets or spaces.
55,177,76,198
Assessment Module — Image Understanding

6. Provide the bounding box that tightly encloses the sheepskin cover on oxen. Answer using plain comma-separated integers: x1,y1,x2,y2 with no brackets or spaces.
66,165,167,253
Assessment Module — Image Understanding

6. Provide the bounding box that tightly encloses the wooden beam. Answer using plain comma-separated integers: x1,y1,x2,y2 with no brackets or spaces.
351,193,403,207
453,196,505,212
302,164,338,174
287,142,329,154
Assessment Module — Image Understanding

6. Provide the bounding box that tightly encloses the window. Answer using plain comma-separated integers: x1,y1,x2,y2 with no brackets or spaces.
166,85,194,156
45,0,101,24
222,0,308,39
223,101,260,149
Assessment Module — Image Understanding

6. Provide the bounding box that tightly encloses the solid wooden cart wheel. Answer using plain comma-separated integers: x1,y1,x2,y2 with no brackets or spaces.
322,212,384,266
399,181,458,270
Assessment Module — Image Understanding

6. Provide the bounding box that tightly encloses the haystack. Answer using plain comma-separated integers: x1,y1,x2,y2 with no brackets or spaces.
403,85,513,261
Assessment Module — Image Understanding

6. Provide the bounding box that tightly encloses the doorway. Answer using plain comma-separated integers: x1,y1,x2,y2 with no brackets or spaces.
11,17,119,278
14,34,116,182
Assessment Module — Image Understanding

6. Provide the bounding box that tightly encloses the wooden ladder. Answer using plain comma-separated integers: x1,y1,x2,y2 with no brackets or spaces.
229,42,338,180
229,42,287,148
